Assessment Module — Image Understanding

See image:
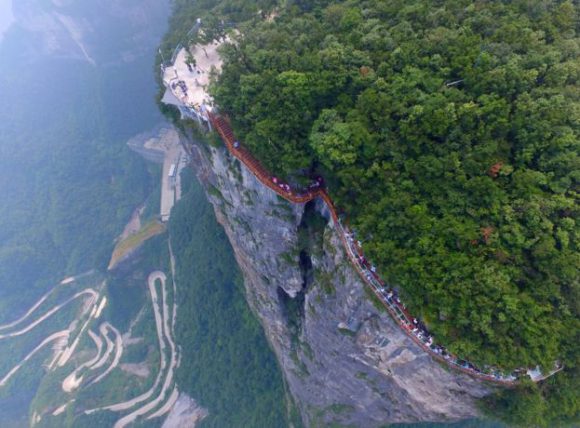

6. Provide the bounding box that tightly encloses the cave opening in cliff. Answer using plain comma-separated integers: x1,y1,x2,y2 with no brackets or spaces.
299,249,312,288
297,200,328,288
277,286,305,340
277,201,329,341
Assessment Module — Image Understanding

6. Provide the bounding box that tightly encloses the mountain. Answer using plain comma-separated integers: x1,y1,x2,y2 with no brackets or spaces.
158,0,579,426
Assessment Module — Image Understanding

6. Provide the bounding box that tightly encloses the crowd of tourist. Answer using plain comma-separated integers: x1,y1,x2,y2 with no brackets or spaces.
343,225,518,383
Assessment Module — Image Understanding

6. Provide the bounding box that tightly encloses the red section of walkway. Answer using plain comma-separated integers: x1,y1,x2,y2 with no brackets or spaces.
208,112,518,386
210,114,324,203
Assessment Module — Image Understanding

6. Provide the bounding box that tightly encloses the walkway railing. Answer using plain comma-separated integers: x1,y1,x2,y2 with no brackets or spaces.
207,112,559,386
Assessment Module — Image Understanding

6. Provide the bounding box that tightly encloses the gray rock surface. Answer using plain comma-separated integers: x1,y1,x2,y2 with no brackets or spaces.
162,393,208,428
186,138,495,427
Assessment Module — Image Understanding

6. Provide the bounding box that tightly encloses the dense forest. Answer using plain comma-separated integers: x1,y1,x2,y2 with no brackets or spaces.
169,170,290,427
161,0,578,426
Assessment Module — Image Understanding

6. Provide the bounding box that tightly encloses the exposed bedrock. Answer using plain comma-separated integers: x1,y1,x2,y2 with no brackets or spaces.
186,138,494,427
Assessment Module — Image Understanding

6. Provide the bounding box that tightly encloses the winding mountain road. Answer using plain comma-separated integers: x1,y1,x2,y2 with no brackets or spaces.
0,271,94,332
114,271,179,427
62,329,103,392
90,323,115,371
0,288,58,332
89,323,123,386
57,298,100,368
0,289,98,340
0,331,69,387
147,386,179,420
85,270,177,420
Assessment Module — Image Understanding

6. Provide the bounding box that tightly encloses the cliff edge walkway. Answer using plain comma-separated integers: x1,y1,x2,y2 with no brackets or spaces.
207,112,564,386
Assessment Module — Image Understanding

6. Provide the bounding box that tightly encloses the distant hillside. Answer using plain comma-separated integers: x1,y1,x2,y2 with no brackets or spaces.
0,0,167,334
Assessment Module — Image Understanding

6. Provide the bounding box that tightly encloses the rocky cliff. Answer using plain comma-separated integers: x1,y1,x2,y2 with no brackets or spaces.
185,136,495,427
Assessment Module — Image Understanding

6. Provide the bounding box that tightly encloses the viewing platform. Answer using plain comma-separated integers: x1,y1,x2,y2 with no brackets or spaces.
160,38,226,127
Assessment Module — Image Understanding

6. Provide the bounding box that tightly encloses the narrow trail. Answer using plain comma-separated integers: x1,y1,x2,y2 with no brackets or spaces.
0,289,98,340
207,112,559,385
0,331,69,387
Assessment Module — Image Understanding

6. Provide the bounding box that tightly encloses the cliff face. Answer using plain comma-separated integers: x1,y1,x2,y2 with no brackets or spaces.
187,138,494,427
